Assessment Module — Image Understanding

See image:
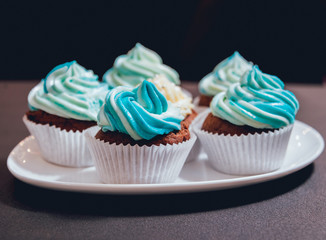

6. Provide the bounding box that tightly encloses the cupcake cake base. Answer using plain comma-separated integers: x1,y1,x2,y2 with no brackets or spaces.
202,112,271,136
26,110,96,132
198,95,213,107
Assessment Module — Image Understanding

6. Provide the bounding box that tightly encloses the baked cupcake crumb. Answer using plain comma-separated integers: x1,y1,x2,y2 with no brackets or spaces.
181,109,197,129
202,112,272,136
26,110,96,132
198,95,213,107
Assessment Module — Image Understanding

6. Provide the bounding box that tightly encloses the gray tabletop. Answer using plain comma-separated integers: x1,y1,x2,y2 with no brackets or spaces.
0,81,325,240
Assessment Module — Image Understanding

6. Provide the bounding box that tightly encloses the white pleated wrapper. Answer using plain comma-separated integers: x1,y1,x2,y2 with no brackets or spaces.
23,115,96,167
184,108,206,162
193,110,294,175
186,124,203,162
84,127,197,184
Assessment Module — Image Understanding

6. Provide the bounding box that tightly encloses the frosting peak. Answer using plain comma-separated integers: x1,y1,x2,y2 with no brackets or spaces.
97,80,184,140
43,61,99,94
28,61,109,121
128,43,162,63
210,66,299,129
199,51,253,96
103,43,180,88
240,65,284,90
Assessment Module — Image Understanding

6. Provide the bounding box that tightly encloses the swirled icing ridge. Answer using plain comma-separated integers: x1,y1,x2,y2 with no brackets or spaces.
103,43,180,88
199,51,253,96
210,66,299,129
28,61,108,121
97,80,184,140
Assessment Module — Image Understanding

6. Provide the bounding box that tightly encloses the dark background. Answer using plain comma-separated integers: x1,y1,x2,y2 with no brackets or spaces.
1,0,325,83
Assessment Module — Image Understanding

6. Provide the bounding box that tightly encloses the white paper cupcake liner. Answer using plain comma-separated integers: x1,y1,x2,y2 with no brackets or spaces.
84,128,197,184
23,115,97,167
186,125,203,162
185,110,208,162
193,110,294,175
183,95,207,162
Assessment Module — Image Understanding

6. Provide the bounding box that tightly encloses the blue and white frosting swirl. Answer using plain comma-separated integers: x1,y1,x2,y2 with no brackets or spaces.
97,80,184,140
210,66,299,129
103,43,180,89
199,51,253,96
28,61,109,121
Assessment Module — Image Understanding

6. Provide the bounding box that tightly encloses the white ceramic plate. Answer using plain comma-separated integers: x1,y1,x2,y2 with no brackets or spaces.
7,121,324,195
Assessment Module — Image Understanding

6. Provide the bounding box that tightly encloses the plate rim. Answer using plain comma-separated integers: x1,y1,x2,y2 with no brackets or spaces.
7,120,324,195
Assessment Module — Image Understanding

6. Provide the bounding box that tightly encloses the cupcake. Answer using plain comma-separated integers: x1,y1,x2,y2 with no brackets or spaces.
24,61,109,167
194,66,299,175
103,43,180,89
198,51,253,106
85,80,197,184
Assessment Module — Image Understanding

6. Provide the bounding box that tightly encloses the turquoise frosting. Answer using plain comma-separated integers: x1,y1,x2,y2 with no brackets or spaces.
103,43,180,88
199,51,253,96
210,66,299,129
97,80,184,140
28,61,109,121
